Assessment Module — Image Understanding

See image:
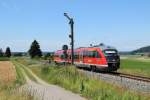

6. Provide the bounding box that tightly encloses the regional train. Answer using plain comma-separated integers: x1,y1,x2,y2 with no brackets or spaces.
54,44,120,72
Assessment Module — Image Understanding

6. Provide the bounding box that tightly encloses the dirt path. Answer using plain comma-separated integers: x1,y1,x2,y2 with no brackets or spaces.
18,62,86,100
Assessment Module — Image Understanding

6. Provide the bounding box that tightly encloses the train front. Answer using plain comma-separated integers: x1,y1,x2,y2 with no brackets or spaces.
103,48,120,71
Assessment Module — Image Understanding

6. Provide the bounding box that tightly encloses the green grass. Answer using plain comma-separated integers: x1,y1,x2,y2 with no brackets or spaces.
14,61,38,82
13,61,26,85
15,58,150,100
119,58,150,77
0,57,10,61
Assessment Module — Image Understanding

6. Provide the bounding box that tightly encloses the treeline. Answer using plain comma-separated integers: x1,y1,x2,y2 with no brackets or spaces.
0,47,11,58
132,46,150,54
0,40,54,60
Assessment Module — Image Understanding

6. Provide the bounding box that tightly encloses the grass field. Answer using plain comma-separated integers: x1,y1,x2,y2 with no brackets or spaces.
15,58,150,100
119,57,150,77
0,61,16,84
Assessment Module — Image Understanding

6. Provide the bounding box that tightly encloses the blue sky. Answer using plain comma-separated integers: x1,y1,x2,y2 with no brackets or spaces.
0,0,150,52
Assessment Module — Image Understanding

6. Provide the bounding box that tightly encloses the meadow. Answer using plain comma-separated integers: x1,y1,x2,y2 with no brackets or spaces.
119,56,150,77
15,58,150,100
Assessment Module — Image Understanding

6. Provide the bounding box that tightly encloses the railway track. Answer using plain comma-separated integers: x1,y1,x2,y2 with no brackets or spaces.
83,69,150,83
79,68,150,93
78,67,150,83
116,72,150,83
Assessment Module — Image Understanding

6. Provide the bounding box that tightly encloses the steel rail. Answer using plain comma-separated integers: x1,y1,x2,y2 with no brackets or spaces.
108,72,150,82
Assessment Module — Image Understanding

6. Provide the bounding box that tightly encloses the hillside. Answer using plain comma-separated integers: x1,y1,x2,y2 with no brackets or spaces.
132,46,150,53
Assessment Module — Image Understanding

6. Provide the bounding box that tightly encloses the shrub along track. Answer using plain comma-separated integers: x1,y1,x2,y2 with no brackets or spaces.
13,61,85,100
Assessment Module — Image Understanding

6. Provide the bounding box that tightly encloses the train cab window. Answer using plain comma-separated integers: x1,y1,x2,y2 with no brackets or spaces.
104,50,117,56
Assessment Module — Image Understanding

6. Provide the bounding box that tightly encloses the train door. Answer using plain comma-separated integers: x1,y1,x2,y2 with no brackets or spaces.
94,50,101,65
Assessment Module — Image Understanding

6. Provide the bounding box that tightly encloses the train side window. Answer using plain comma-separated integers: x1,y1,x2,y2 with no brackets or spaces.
74,52,78,60
79,51,83,59
95,51,101,58
92,51,101,58
87,51,89,57
87,51,92,57
80,51,83,56
83,50,88,57
60,54,64,59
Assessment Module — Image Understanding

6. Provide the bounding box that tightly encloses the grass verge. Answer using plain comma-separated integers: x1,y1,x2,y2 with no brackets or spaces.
13,61,37,82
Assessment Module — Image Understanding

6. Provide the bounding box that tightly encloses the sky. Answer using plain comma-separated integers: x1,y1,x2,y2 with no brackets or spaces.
0,0,150,52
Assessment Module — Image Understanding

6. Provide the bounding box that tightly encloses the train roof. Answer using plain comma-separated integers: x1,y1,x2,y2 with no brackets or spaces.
95,45,116,51
76,44,117,51
55,44,117,53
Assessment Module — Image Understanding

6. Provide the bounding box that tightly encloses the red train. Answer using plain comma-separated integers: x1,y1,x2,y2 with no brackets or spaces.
54,45,120,72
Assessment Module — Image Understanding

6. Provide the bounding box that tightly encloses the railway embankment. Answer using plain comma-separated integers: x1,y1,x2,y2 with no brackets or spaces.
80,70,150,94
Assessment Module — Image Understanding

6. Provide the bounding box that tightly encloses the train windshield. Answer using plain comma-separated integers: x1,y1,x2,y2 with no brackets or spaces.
103,50,118,56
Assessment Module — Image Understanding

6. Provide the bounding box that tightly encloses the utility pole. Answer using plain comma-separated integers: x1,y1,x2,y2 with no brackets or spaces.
64,13,74,65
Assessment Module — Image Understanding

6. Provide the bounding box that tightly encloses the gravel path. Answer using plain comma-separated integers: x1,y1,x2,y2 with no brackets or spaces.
19,63,86,100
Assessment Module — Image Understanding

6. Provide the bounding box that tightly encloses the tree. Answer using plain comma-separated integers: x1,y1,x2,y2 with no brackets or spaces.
28,40,42,58
5,47,11,57
0,48,4,57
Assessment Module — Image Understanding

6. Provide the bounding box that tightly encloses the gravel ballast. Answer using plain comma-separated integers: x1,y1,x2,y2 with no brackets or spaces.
80,70,150,94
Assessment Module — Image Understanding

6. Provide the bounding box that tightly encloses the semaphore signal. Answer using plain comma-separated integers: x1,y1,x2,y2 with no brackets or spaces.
64,13,74,65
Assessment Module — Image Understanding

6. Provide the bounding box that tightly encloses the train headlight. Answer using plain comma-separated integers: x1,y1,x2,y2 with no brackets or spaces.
112,59,116,61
